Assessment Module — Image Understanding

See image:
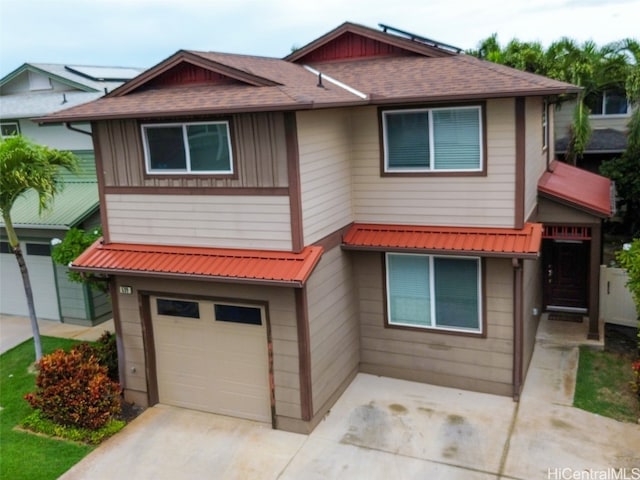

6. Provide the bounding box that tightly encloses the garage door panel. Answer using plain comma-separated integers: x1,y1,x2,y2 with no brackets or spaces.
152,296,270,423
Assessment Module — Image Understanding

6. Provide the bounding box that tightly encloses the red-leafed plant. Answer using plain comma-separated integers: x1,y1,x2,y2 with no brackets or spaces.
25,347,121,430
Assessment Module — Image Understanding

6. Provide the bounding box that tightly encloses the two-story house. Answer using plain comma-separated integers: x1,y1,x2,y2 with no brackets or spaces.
0,63,142,324
38,22,612,433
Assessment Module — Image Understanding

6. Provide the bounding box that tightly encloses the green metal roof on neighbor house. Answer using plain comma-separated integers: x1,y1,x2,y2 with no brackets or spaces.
1,151,99,230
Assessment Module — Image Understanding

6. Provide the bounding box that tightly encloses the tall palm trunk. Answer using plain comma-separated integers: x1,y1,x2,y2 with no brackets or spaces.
2,212,42,361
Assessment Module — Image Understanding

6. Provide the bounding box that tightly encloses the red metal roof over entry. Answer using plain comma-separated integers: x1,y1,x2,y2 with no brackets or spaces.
342,223,543,258
71,241,324,287
538,160,612,217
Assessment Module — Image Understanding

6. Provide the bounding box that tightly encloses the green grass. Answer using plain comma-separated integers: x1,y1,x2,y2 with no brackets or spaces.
574,346,640,423
0,336,94,480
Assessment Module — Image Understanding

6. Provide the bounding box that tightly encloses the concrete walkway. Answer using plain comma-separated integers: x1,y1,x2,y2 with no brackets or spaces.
5,313,639,479
0,313,114,354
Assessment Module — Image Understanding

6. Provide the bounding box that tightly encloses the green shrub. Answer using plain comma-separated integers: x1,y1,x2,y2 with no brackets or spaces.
24,348,121,430
73,333,119,382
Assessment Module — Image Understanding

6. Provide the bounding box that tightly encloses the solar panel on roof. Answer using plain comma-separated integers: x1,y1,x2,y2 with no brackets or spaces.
65,65,142,82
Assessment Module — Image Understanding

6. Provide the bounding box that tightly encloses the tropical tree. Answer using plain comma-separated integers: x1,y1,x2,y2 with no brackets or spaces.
0,135,78,361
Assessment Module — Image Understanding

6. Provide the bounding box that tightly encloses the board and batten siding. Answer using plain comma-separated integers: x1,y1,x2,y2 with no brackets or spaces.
354,252,514,396
112,276,302,420
93,112,289,188
525,97,547,223
296,109,353,245
350,100,517,228
106,194,292,250
305,246,359,415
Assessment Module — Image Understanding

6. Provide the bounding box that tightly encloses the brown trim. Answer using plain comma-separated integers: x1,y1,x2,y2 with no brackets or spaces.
588,222,601,340
515,97,526,229
91,122,110,243
108,280,126,389
70,266,306,288
285,112,304,253
378,102,488,178
512,258,524,400
104,186,289,196
294,287,313,421
140,117,239,181
138,293,159,406
342,244,539,260
313,223,353,251
381,252,488,339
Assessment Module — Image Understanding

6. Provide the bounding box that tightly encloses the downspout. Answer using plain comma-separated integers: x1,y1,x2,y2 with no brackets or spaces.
512,258,524,401
65,122,92,137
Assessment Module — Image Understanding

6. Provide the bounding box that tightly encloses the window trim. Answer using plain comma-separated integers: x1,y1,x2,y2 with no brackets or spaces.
542,100,548,151
141,120,235,176
379,103,486,177
0,121,20,138
383,252,486,337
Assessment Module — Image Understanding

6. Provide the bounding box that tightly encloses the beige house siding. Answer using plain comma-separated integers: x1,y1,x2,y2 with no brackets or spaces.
93,112,289,188
354,252,514,396
305,246,359,415
112,276,301,420
351,100,517,228
522,258,542,379
297,109,354,244
537,197,598,224
525,97,547,223
555,100,631,142
105,193,292,250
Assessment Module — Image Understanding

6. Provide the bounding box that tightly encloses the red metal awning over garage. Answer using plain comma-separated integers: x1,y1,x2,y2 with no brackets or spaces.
342,223,543,258
71,240,324,287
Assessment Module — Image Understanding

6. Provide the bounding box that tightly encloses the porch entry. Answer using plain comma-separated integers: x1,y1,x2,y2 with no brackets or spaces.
542,226,590,313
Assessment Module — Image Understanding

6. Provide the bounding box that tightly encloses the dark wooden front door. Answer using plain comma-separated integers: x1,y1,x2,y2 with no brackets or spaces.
543,240,588,311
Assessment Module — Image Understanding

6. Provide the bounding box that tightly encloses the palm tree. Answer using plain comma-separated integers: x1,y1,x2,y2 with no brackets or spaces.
0,135,78,361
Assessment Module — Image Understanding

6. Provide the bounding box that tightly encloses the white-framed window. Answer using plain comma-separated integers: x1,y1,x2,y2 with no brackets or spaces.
382,106,483,173
0,121,19,138
385,253,482,333
542,100,548,150
142,121,233,174
586,90,629,116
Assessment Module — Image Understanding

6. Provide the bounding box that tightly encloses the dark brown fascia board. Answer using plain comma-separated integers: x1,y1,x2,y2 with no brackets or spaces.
284,21,454,63
108,50,281,98
69,266,307,288
537,190,610,219
36,86,581,124
340,244,540,260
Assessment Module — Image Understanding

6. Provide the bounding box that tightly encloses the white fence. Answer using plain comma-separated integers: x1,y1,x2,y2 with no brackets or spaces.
599,266,638,327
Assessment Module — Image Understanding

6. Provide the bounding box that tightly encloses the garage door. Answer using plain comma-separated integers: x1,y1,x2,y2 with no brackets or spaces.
151,296,271,423
0,242,60,320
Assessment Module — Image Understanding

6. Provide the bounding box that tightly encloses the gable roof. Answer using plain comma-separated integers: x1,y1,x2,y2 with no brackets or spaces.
70,241,324,287
36,23,580,124
538,160,612,217
342,223,543,259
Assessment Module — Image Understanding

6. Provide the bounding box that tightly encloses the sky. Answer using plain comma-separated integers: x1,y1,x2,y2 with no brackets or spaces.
1,0,639,78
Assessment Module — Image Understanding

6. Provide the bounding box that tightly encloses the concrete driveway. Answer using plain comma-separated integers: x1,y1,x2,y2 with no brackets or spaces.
55,315,640,479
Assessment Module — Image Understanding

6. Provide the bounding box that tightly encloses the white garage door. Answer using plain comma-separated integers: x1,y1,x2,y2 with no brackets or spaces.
0,242,60,320
152,296,271,423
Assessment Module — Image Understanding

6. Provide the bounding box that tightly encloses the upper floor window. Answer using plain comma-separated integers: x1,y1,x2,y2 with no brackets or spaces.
542,101,548,150
382,106,483,173
386,253,482,334
142,121,233,175
1,121,19,138
585,90,629,116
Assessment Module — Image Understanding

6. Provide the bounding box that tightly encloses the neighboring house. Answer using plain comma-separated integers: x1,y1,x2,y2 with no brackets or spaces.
554,89,632,172
38,23,612,433
0,63,143,324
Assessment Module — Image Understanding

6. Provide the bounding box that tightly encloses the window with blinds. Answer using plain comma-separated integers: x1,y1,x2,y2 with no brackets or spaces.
382,106,482,173
386,253,482,333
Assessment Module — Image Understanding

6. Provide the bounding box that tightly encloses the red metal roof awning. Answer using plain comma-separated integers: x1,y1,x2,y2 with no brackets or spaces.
538,160,612,217
342,223,543,258
71,240,324,287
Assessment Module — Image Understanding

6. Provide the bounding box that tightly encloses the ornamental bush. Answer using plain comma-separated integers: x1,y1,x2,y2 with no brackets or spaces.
25,347,121,430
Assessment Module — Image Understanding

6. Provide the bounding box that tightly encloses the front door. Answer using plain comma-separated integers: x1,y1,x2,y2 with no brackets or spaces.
543,240,588,312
